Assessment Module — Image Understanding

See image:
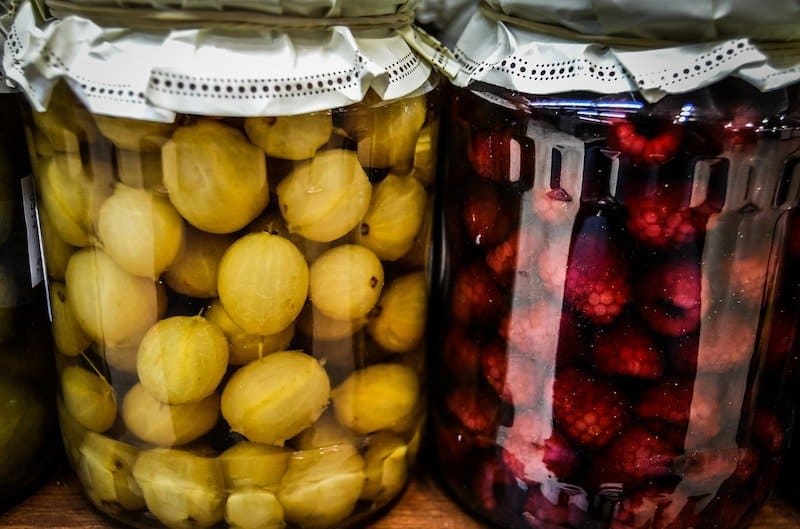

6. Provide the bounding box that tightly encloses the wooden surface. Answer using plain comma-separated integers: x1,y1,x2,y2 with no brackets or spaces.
2,467,799,529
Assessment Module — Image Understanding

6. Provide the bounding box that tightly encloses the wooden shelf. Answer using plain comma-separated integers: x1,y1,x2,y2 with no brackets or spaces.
2,467,799,529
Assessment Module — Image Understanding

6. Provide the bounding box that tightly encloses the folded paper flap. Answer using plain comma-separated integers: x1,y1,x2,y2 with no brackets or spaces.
2,1,451,119
453,7,800,102
485,0,800,42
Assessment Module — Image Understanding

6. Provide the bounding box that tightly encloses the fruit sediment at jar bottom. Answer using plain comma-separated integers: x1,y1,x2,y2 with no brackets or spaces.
436,83,799,529
29,85,437,529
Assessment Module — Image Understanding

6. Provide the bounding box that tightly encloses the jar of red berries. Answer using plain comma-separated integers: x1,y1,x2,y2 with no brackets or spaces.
434,2,800,528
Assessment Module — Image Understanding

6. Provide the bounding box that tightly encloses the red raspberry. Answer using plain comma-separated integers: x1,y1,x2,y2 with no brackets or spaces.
445,386,500,436
625,183,704,248
468,130,534,187
589,427,677,489
451,263,505,325
473,459,516,514
553,369,628,450
635,379,721,446
501,411,579,482
674,313,756,373
611,488,695,529
435,424,478,466
765,308,798,371
608,121,683,164
482,347,549,410
639,260,701,337
486,228,543,283
728,255,768,304
592,320,664,380
531,187,577,225
753,409,785,454
462,182,513,248
564,226,630,325
442,326,481,380
672,447,758,489
500,302,560,362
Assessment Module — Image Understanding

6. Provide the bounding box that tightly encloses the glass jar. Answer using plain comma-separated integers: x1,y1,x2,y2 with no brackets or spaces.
0,92,59,509
434,78,800,529
25,73,438,527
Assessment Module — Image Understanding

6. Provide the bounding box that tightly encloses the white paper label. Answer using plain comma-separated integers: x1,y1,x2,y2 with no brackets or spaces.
20,175,43,288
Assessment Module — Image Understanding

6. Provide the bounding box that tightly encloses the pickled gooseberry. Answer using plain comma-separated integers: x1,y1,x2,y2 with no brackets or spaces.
221,351,330,445
39,205,75,280
58,396,88,468
225,487,285,529
293,412,357,450
137,316,229,404
65,249,159,346
367,272,427,354
276,149,372,243
94,115,174,152
332,364,420,435
162,120,268,234
398,195,433,270
32,84,99,152
296,304,367,342
219,442,290,490
164,228,233,299
277,444,365,529
245,113,333,161
246,211,336,264
38,153,113,247
116,149,165,191
218,233,308,336
132,448,226,529
50,282,91,357
205,301,294,366
61,366,117,433
361,432,408,504
309,245,384,320
98,342,138,374
342,91,427,172
355,173,426,261
122,384,220,447
76,432,145,512
412,121,439,187
97,184,186,279
0,376,46,484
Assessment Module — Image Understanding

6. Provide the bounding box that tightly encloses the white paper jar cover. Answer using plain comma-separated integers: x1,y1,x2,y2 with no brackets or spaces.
2,0,457,121
453,0,800,102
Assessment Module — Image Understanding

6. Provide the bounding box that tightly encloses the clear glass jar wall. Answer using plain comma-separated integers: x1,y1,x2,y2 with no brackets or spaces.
0,93,59,508
434,79,800,529
28,81,438,529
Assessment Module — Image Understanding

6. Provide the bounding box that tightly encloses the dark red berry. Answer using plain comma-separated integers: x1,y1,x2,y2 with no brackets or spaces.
522,487,571,528
765,308,799,372
608,121,683,164
442,326,481,380
672,313,756,373
445,386,500,436
556,310,584,368
625,182,704,248
589,426,677,489
473,459,515,514
753,409,785,454
462,182,513,248
553,369,628,450
639,259,701,337
564,226,630,325
611,487,696,529
486,228,543,283
468,130,533,187
502,353,548,410
451,263,505,325
501,411,579,482
592,320,664,380
435,424,478,466
501,302,561,362
728,255,769,304
672,447,758,489
479,339,510,395
635,379,721,446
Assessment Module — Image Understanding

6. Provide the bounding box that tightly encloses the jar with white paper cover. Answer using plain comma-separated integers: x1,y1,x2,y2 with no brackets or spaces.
434,2,800,529
3,0,452,526
0,7,60,507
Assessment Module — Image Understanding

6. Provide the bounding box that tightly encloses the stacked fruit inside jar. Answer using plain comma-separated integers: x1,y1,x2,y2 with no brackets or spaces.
436,81,800,529
30,82,437,529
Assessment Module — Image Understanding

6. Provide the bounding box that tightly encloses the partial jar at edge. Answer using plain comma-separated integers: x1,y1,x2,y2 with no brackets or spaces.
434,79,800,529
28,78,439,529
0,92,59,509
